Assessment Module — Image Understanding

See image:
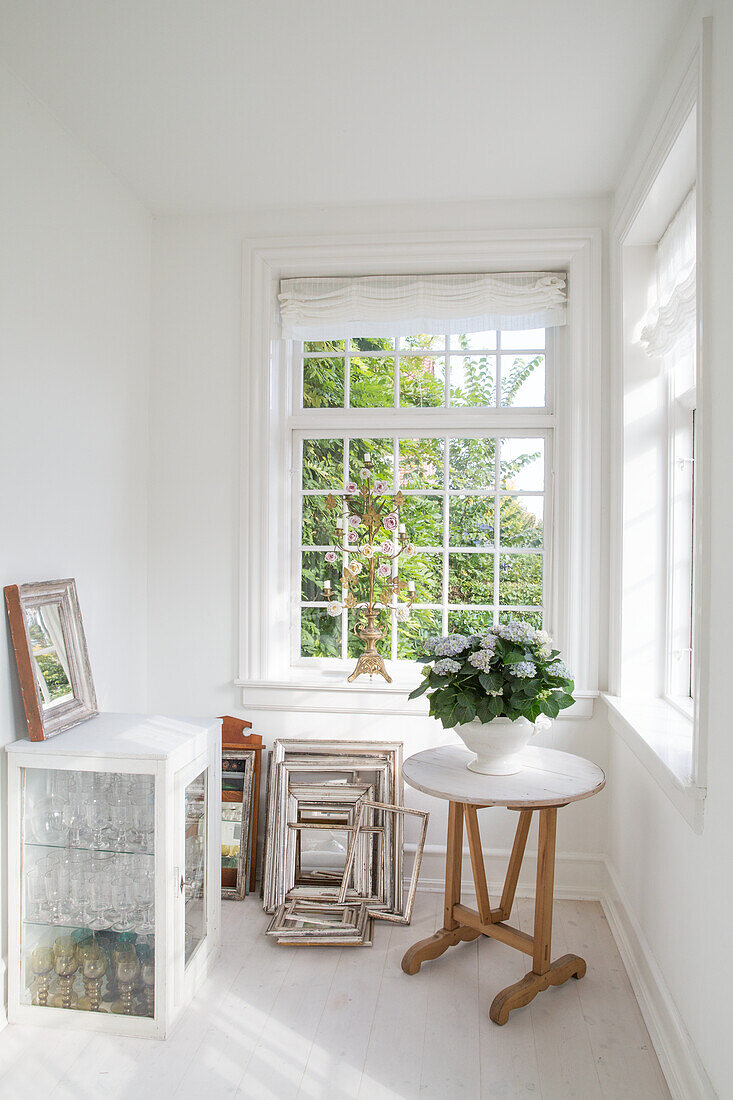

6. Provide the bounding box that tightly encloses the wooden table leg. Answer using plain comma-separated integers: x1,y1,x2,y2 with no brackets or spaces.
401,801,481,974
489,806,586,1025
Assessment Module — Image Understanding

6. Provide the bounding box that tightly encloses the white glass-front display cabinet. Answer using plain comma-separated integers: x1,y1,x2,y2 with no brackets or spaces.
6,713,221,1039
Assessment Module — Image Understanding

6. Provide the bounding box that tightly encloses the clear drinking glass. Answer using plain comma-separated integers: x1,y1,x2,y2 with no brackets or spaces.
86,789,109,850
25,867,46,921
133,873,154,934
112,873,137,933
44,864,71,924
31,794,69,846
88,876,112,931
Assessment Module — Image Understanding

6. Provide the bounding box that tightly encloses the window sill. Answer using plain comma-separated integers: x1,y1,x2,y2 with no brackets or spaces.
236,674,597,718
602,693,705,832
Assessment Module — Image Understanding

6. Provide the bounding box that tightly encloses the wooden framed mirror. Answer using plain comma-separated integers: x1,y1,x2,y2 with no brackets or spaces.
4,578,98,741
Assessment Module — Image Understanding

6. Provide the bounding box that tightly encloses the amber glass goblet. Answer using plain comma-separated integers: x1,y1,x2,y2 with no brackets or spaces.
53,936,78,1009
79,944,108,1012
115,951,140,1015
30,945,54,1006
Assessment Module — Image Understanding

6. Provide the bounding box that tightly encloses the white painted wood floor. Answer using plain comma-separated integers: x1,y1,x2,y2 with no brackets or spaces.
0,893,670,1100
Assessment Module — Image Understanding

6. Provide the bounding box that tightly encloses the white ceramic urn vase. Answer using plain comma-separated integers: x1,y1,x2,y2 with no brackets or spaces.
453,716,534,775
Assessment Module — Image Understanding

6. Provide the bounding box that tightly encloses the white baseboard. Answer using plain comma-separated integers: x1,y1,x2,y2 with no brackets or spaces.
408,843,607,901
410,846,715,1099
601,859,716,1100
0,956,7,1034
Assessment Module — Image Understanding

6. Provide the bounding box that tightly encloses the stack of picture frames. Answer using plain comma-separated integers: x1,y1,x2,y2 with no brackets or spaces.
263,739,429,946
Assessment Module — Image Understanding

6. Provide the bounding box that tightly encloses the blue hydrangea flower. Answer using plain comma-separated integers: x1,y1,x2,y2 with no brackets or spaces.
433,658,462,675
546,659,571,678
508,661,537,678
496,620,537,645
479,632,497,651
468,649,494,671
433,634,470,657
424,636,441,654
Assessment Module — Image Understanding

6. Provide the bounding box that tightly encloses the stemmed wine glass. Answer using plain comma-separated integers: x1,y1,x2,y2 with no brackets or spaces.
133,872,155,934
138,945,155,1016
52,936,78,1009
86,787,109,850
30,945,54,1006
114,949,140,1015
88,876,112,931
111,873,137,933
44,862,71,925
25,866,46,922
78,941,108,1012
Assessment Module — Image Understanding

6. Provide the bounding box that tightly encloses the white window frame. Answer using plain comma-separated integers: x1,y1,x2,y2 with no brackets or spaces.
665,378,696,713
605,25,710,832
237,230,601,716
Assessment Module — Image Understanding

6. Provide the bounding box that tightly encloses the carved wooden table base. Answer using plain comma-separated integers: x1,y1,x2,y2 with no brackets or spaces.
402,800,586,1025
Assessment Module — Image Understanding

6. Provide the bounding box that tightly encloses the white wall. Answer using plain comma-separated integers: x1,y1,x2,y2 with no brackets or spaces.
0,64,151,1018
148,196,612,876
606,6,733,1095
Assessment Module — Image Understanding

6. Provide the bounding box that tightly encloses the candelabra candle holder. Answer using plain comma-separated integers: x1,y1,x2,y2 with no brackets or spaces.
321,454,416,683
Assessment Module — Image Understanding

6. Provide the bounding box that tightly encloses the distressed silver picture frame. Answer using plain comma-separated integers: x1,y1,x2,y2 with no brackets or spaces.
4,578,97,741
221,749,255,900
338,799,429,925
266,899,373,946
262,740,403,915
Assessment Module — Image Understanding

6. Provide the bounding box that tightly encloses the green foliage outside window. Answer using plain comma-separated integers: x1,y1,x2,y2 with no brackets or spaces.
300,334,546,660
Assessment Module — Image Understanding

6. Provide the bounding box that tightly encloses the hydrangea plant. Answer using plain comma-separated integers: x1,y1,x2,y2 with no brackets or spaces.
408,620,575,728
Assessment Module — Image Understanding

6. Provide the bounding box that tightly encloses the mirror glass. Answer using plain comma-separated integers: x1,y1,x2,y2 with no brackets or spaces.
25,603,73,709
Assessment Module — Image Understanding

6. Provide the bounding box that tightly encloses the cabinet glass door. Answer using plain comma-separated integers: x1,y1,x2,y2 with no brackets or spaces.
184,770,207,965
20,767,156,1017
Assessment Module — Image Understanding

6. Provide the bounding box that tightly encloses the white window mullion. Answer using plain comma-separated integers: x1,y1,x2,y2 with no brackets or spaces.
344,338,351,410
493,431,501,626
394,340,400,409
442,431,450,635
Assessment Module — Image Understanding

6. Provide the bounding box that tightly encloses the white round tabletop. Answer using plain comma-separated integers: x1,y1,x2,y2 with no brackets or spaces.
403,744,605,808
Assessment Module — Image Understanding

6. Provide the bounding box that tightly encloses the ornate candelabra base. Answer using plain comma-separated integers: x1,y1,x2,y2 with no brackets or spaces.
347,650,392,683
347,611,392,683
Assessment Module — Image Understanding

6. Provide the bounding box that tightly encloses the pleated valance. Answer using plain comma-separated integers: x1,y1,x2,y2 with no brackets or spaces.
278,272,567,339
640,189,696,358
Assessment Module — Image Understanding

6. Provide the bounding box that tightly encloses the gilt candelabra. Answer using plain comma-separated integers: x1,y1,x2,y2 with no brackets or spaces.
320,454,415,683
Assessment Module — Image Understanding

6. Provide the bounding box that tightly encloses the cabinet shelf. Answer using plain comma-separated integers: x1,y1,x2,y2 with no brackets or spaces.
24,840,154,857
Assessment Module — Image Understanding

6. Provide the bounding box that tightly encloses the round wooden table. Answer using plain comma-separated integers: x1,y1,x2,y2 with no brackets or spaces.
401,744,605,1024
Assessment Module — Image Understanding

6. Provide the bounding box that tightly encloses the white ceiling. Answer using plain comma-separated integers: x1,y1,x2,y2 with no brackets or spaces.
0,0,693,214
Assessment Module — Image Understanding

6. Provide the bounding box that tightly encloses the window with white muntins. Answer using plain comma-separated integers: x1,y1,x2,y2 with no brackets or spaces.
239,239,601,713
292,323,555,670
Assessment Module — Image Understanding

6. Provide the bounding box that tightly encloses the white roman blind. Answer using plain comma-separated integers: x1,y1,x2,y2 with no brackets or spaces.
278,272,567,339
640,189,696,358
